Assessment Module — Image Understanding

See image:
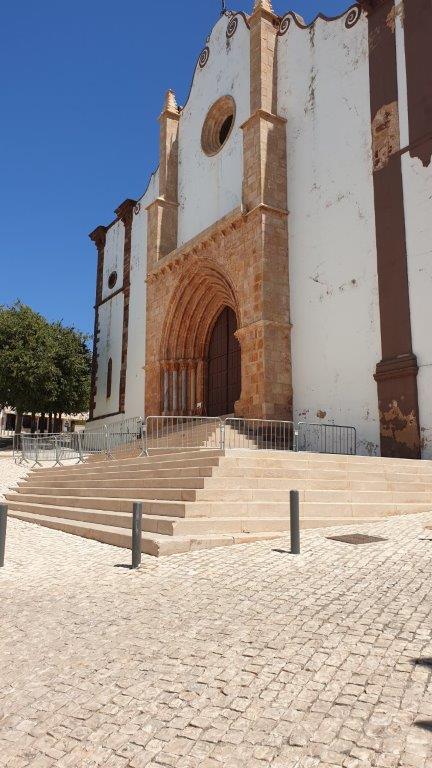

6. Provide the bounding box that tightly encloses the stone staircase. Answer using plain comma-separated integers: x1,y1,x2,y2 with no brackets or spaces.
6,447,432,556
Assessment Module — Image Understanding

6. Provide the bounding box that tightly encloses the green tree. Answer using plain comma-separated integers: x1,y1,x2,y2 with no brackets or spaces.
49,323,91,418
0,302,91,432
0,302,57,431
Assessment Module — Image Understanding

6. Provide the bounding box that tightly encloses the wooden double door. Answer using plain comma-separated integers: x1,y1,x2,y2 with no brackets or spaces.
207,307,241,417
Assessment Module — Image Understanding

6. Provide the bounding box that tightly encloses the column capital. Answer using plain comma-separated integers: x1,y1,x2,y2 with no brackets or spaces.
89,225,107,253
115,198,137,227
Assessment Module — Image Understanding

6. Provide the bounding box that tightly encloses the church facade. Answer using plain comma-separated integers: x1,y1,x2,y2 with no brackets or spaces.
88,0,432,460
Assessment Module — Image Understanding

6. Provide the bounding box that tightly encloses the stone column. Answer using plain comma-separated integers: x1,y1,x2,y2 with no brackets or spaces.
179,361,188,415
89,225,108,421
188,360,197,414
196,359,205,415
172,362,179,415
162,362,170,415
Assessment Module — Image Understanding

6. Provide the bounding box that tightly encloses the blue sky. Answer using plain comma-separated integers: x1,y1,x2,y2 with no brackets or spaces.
0,0,351,336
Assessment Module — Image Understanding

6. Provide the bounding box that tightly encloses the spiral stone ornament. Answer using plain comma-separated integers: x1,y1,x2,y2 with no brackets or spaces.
278,14,292,35
345,4,361,28
198,46,210,69
226,16,238,39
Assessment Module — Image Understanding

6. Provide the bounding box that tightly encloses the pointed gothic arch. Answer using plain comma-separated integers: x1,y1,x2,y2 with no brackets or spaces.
159,260,241,414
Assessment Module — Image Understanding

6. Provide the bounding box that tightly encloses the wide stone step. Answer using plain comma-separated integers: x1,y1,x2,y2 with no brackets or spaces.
19,473,432,493
7,502,295,536
32,449,224,476
7,493,432,520
13,485,432,505
7,509,285,556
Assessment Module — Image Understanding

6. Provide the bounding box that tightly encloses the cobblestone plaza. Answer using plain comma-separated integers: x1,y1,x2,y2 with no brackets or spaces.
1,505,432,767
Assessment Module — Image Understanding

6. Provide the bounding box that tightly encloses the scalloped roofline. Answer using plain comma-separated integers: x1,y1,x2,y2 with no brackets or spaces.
94,2,364,234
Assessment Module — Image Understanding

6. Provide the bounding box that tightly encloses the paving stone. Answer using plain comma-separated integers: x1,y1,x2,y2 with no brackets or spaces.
1,510,432,767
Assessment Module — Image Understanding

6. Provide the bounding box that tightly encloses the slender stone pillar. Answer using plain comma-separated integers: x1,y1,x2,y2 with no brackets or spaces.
89,225,108,420
188,360,197,414
179,361,188,415
172,363,179,415
162,363,170,415
196,359,205,414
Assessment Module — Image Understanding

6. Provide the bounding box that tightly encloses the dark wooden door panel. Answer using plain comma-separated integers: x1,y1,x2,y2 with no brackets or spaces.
207,307,241,417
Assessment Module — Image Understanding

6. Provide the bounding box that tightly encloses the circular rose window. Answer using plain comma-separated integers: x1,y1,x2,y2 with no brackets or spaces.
201,96,236,156
108,271,118,290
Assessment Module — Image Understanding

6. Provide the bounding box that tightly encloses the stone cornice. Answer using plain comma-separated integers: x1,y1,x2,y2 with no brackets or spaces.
89,225,108,252
244,203,289,219
115,198,137,225
374,354,419,382
240,109,287,130
146,196,179,212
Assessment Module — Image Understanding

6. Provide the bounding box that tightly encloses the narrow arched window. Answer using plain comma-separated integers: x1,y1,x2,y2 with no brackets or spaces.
106,358,112,399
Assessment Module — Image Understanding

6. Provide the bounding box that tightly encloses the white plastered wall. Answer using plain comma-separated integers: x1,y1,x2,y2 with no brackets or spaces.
278,12,382,455
93,294,124,419
177,14,250,245
92,219,125,419
102,220,125,301
125,170,159,420
396,15,432,459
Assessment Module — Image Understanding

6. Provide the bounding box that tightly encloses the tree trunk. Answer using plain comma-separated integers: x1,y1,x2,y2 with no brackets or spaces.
15,411,23,434
31,412,36,434
40,413,45,434
48,413,53,433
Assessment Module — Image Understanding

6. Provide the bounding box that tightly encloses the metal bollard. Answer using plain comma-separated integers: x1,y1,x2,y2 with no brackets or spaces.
290,490,300,555
132,502,143,569
0,503,7,568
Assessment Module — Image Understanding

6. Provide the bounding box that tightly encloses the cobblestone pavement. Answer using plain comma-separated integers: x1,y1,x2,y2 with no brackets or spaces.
1,512,432,768
0,457,29,501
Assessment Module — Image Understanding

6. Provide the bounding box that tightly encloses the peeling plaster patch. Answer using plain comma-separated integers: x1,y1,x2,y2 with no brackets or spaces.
316,410,327,420
380,400,419,452
372,101,400,171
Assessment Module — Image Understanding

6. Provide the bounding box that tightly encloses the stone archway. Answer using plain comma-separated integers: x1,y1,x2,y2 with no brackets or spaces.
158,261,241,415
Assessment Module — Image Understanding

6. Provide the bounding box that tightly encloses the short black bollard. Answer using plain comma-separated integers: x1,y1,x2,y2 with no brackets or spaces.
132,502,143,569
0,503,7,568
290,490,300,555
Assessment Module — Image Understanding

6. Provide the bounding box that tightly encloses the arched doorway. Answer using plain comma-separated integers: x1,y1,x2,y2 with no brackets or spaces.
207,307,241,416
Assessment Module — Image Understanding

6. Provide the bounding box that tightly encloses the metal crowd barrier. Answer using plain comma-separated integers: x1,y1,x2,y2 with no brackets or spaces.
223,418,295,451
144,416,222,454
15,416,358,466
297,422,357,456
19,416,145,467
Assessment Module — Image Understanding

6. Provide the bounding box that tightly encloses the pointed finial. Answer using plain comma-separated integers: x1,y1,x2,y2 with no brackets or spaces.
163,89,178,114
253,0,273,12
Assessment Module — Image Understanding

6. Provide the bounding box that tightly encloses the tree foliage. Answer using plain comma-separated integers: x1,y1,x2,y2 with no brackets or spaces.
0,302,91,426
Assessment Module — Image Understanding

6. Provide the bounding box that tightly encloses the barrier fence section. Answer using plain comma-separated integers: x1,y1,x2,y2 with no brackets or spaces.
16,416,358,465
297,422,357,456
144,416,222,454
20,417,144,467
223,418,296,451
